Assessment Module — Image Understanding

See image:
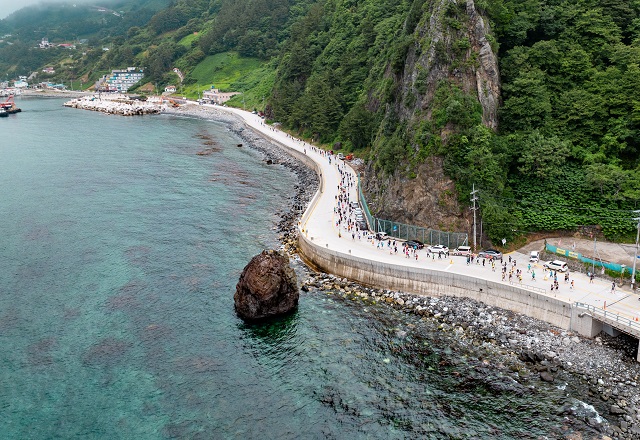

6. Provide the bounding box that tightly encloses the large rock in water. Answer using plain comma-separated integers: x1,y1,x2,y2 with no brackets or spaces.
234,250,299,320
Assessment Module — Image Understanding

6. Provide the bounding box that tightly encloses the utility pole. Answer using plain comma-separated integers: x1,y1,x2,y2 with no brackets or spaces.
593,237,596,276
471,184,479,252
632,211,640,290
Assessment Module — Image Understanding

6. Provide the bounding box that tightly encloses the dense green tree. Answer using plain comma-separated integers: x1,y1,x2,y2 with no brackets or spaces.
145,42,186,81
517,131,571,179
338,101,377,150
499,68,551,132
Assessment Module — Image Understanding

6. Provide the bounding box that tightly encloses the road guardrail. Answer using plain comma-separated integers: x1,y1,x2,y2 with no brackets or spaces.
574,302,640,337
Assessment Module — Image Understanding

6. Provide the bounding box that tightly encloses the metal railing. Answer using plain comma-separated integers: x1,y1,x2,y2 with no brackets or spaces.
509,281,547,295
574,302,640,337
357,175,468,248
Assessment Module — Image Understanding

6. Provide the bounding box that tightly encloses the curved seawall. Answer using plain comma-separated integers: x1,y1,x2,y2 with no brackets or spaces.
224,106,576,333
298,229,573,330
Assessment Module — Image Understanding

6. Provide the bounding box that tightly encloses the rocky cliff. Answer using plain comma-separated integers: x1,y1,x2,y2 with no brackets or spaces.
364,0,500,235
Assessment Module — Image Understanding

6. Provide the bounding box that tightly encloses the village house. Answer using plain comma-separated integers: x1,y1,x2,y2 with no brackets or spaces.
14,77,28,88
202,87,240,105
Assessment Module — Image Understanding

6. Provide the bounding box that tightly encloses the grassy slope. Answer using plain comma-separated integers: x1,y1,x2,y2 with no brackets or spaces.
180,52,274,110
177,32,199,48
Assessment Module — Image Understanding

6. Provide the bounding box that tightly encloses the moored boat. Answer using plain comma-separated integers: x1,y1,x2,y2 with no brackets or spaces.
0,95,21,114
0,108,8,117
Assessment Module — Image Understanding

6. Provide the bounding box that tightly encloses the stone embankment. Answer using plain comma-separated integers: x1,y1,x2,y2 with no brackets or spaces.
295,272,640,438
64,95,162,115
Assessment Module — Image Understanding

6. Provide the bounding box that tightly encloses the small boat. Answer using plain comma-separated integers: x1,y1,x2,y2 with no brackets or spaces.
0,108,8,117
0,95,21,114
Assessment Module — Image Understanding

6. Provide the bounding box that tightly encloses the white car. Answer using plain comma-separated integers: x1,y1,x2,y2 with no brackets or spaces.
543,260,568,272
427,245,449,254
529,251,540,263
336,153,345,160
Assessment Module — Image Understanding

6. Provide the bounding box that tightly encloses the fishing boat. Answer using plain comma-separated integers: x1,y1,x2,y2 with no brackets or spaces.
0,107,8,117
0,95,21,114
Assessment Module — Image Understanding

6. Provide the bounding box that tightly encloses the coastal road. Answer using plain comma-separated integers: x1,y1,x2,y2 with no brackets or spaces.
205,104,640,327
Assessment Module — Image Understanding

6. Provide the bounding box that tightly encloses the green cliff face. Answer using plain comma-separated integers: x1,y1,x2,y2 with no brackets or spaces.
362,0,501,235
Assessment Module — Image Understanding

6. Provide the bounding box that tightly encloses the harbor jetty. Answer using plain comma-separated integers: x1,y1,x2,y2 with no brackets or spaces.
63,94,162,116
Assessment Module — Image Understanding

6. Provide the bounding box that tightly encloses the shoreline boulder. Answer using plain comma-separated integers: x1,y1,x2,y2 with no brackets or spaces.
234,250,299,321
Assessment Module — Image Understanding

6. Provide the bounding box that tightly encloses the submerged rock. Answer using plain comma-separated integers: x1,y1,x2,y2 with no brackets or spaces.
234,250,299,320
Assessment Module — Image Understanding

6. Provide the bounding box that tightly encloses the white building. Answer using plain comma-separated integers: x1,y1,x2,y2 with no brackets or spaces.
202,88,240,105
104,67,144,92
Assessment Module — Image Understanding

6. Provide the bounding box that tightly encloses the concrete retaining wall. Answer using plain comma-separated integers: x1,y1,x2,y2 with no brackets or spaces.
298,233,573,330
570,308,604,338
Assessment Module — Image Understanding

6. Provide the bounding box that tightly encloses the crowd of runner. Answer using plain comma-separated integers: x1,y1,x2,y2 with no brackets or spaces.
323,150,589,295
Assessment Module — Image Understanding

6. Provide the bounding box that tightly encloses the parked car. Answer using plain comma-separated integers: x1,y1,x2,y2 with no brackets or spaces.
453,245,472,256
405,240,424,249
529,251,540,263
543,260,569,272
478,249,503,260
375,232,388,240
337,153,345,160
427,245,449,254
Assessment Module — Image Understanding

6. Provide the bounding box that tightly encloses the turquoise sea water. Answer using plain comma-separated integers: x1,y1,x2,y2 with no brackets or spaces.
1,98,600,439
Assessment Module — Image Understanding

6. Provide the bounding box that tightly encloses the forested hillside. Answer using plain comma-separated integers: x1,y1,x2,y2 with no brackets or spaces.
2,0,639,244
484,0,640,242
265,0,640,243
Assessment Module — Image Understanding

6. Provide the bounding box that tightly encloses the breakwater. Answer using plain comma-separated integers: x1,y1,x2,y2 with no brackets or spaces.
63,94,162,115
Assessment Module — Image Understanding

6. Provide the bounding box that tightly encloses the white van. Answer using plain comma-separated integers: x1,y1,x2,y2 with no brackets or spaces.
453,246,472,256
529,251,540,263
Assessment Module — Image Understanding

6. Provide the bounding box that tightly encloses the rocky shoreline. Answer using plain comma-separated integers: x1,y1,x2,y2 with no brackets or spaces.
164,103,640,439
